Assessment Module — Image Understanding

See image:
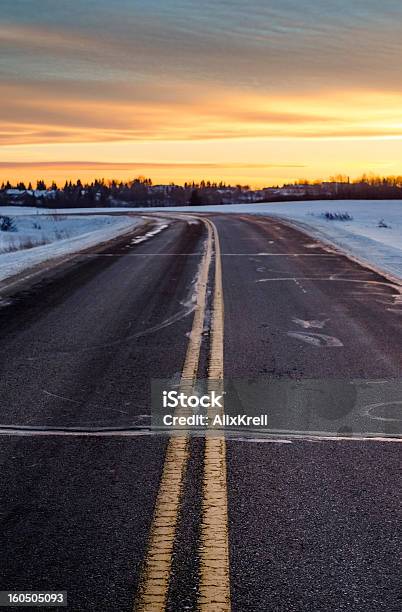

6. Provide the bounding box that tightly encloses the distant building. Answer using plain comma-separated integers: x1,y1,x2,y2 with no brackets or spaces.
149,184,174,194
4,188,57,202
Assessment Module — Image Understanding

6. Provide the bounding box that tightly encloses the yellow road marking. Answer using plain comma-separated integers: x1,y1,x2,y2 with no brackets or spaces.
199,219,231,611
135,217,230,611
135,220,213,611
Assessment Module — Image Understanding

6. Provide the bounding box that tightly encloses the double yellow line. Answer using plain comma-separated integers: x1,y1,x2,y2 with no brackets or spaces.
199,219,230,611
135,217,230,611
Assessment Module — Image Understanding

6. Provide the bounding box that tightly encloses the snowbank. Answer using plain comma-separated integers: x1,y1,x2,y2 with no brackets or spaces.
0,213,143,282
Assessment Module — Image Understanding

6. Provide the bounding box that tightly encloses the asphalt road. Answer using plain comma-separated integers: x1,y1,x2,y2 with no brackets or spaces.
0,213,400,611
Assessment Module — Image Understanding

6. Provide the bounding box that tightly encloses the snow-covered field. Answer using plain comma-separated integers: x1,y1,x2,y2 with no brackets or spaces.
0,211,143,282
1,200,402,282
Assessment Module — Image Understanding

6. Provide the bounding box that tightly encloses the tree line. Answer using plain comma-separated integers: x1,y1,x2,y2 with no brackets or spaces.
0,176,251,208
1,174,402,207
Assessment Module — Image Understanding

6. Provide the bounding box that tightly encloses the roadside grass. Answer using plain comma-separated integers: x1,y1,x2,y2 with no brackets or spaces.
0,213,72,253
0,236,50,253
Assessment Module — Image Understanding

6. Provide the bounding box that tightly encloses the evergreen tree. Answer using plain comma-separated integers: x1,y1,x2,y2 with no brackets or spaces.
189,189,202,206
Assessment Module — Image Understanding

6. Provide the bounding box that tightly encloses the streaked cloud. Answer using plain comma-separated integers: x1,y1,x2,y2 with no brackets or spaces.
1,77,402,146
2,2,401,91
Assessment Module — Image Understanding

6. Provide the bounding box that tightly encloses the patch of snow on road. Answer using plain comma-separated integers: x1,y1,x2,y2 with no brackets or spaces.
287,331,344,347
130,223,168,245
292,317,328,329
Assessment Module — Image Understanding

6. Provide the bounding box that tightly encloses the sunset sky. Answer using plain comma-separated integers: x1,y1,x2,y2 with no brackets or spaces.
1,0,402,187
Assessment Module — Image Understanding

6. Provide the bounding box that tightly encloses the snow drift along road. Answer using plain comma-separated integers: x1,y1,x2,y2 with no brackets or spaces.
0,213,144,282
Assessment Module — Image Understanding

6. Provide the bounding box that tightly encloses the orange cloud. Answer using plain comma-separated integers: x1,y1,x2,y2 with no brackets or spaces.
1,79,402,147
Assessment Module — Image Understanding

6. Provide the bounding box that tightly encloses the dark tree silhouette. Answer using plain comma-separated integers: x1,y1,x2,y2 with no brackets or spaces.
189,189,202,206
